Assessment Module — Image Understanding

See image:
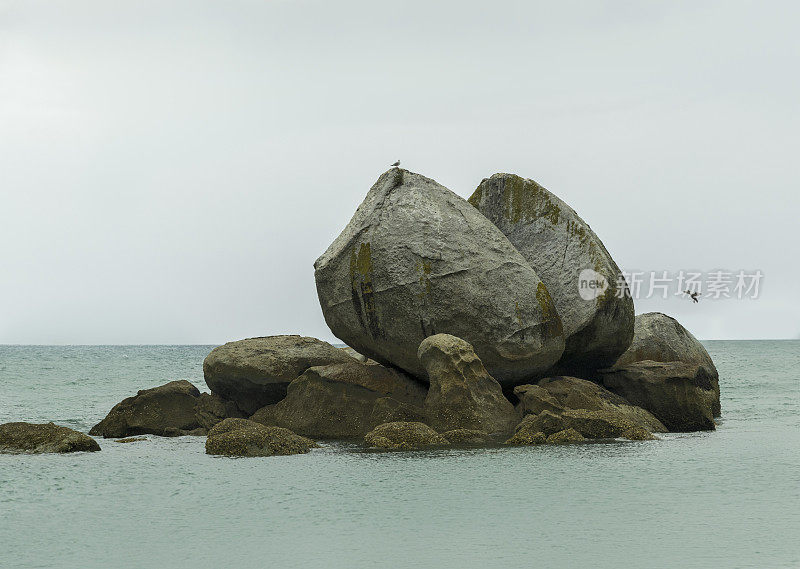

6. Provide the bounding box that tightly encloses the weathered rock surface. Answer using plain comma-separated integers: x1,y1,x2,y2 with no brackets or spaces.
469,173,634,376
559,409,656,440
90,380,207,438
504,423,547,445
419,334,518,434
507,407,656,442
205,418,317,457
339,346,372,363
364,421,447,450
614,312,721,416
194,393,246,430
546,428,586,444
600,361,717,432
203,335,353,414
250,360,426,438
512,410,565,437
314,168,565,386
516,376,667,432
0,422,101,454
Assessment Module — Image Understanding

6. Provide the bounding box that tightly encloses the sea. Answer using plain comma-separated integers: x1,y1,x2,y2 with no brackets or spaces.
1,341,798,569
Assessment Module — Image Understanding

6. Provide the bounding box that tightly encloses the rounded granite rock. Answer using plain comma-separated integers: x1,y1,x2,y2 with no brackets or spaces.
314,168,565,386
469,173,634,376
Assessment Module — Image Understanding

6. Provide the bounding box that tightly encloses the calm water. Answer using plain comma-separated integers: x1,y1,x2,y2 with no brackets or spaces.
1,341,798,569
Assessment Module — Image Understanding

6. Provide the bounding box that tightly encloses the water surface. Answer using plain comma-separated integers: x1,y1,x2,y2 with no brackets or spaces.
1,341,798,569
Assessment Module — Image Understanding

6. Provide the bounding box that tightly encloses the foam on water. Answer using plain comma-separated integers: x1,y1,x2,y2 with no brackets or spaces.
1,341,799,569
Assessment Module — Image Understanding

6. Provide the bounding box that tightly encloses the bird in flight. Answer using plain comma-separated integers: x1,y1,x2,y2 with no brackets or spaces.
684,290,701,303
391,160,400,167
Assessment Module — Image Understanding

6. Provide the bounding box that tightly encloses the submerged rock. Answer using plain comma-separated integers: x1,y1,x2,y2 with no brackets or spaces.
205,418,317,457
469,173,634,376
614,312,721,416
250,360,426,439
364,421,447,450
419,334,518,434
203,335,352,414
314,168,565,386
600,361,717,432
90,380,206,438
0,422,100,454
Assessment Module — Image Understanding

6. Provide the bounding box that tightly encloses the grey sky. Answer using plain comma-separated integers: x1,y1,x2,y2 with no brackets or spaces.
1,0,798,344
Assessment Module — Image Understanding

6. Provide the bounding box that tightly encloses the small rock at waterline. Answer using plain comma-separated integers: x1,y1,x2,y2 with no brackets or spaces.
0,422,100,454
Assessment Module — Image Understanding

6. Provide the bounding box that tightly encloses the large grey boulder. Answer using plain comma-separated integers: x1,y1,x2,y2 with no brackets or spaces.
250,360,427,439
203,335,353,414
469,173,634,376
614,312,720,416
600,361,717,432
522,375,667,432
314,169,565,386
0,422,100,454
419,334,518,434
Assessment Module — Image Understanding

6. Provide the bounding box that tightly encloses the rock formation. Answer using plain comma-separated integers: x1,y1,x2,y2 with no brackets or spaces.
419,334,517,434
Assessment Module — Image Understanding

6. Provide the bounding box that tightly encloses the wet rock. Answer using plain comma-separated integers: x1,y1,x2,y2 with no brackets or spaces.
546,428,585,444
469,173,634,376
0,422,100,454
314,168,565,387
203,335,353,414
250,360,426,439
504,427,547,446
600,361,717,432
364,421,447,450
419,334,518,434
559,409,655,440
205,418,317,457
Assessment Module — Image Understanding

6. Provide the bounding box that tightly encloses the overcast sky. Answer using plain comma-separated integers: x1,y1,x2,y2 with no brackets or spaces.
1,0,798,344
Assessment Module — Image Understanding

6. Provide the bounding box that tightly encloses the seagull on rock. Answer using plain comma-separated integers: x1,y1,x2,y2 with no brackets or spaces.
391,160,401,167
